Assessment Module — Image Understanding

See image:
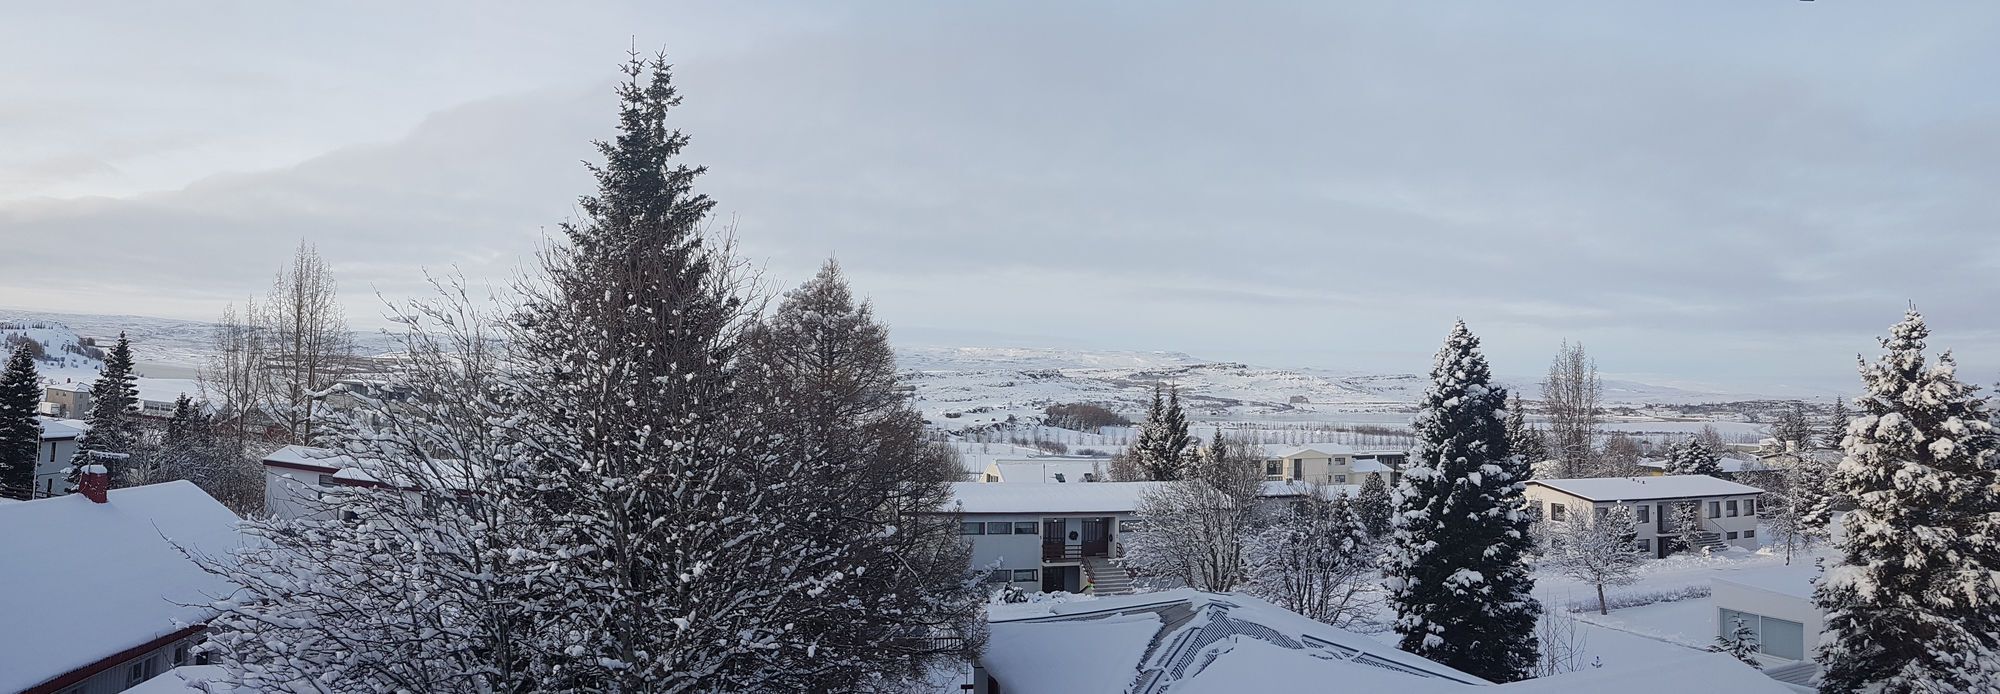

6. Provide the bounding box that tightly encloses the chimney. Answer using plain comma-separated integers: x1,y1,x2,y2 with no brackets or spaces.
79,464,109,503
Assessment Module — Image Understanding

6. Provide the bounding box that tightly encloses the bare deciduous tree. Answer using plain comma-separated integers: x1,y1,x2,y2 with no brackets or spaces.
1545,505,1643,615
1123,479,1254,592
1542,341,1602,478
258,241,355,443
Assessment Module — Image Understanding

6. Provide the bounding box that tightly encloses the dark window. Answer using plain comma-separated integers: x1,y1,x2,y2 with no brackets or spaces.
1744,529,1756,538
1708,501,1721,519
1013,521,1038,535
318,474,338,487
1334,475,1347,484
1012,569,1038,582
961,522,984,535
984,570,1010,583
986,522,1012,535
1120,519,1145,532
1052,473,1065,483
1635,505,1650,523
1726,500,1739,517
173,643,192,666
1726,531,1739,540
1550,503,1567,522
1637,538,1652,553
1266,461,1282,476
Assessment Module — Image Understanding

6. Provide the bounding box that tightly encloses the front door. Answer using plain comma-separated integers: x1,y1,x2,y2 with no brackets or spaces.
1043,518,1067,561
1081,518,1109,556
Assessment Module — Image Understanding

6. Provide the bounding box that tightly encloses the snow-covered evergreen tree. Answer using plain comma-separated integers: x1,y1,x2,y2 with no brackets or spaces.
1504,394,1547,471
1383,321,1541,683
501,53,916,692
0,344,39,496
1544,505,1642,615
1821,397,1851,451
1753,451,1834,565
1711,616,1761,666
1354,472,1392,539
1131,383,1193,480
1663,436,1723,477
1813,310,2000,693
1247,491,1375,627
1773,402,1814,453
67,332,140,489
739,258,984,690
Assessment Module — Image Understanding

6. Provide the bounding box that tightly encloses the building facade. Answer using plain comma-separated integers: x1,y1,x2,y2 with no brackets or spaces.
1524,476,1765,558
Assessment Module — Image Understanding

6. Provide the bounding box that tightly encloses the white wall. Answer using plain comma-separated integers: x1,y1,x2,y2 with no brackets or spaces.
1711,579,1822,661
33,437,78,498
44,631,201,694
1523,487,1765,553
262,466,335,522
961,511,1138,592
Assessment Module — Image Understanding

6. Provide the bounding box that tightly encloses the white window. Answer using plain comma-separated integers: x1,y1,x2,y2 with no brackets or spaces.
127,656,158,685
1549,503,1567,521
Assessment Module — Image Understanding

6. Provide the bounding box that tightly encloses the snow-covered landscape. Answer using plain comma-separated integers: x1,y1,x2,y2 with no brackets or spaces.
7,4,2000,694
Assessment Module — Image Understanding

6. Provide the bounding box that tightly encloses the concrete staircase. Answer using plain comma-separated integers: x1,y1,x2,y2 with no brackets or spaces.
1084,556,1135,595
1685,531,1729,554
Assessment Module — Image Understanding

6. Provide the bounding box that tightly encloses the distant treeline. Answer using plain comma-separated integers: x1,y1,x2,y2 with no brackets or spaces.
1042,402,1133,431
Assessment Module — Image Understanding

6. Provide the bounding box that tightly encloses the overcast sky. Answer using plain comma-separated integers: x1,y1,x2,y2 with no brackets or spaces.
4,2,1998,395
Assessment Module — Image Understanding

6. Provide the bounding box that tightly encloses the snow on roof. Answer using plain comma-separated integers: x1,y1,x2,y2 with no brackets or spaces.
1352,458,1393,473
260,444,361,471
0,481,245,692
1711,562,1822,600
263,445,482,490
1266,443,1361,458
37,415,87,439
989,459,1106,483
950,481,1164,514
128,665,256,693
984,590,1488,693
1494,649,1795,693
1529,475,1763,502
1258,480,1360,499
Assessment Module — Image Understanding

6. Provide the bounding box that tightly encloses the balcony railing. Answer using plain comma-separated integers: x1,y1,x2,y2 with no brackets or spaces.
1043,543,1082,561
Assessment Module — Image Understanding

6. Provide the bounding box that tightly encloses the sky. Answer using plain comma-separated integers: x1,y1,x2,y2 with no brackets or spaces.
4,1,1999,395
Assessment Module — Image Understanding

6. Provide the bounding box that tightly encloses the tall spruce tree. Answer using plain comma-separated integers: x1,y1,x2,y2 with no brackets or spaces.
1504,394,1548,473
501,52,903,692
1132,383,1193,480
1822,397,1851,451
1813,310,2000,693
739,259,982,690
1354,472,1392,539
1384,321,1541,682
0,344,40,496
1663,436,1723,477
67,332,141,489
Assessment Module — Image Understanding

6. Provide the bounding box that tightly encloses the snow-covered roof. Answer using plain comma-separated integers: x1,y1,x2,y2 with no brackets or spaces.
1711,562,1821,600
1495,649,1795,693
263,444,481,491
983,591,1794,694
950,481,1165,514
984,590,1489,693
1265,443,1360,458
44,381,89,393
0,481,245,693
128,665,255,693
989,459,1106,483
1258,480,1360,499
37,415,87,439
1353,458,1393,473
261,444,362,472
1528,475,1764,502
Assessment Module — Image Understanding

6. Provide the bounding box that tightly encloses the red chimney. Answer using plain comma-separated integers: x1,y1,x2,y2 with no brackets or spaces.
79,464,109,503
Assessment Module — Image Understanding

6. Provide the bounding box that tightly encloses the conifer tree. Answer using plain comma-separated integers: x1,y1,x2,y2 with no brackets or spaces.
1504,394,1548,472
1132,383,1192,480
501,52,920,692
739,259,982,690
0,344,40,496
1821,397,1851,451
1813,310,2000,693
67,332,140,489
1384,321,1541,682
1663,436,1723,477
1354,472,1392,539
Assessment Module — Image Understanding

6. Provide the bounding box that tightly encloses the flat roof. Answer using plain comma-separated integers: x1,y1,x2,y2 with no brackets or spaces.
1528,475,1763,502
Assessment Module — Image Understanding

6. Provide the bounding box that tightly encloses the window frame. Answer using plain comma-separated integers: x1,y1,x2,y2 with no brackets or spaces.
961,522,985,536
1708,501,1722,519
1013,521,1038,535
1726,500,1739,517
985,521,1013,535
1635,505,1650,523
1549,503,1567,522
1012,569,1039,583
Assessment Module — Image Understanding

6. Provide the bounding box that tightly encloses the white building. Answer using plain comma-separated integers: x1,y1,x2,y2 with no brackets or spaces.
1709,563,1824,668
0,477,243,694
950,481,1162,594
27,417,88,499
1261,443,1399,487
260,445,368,521
1524,475,1765,558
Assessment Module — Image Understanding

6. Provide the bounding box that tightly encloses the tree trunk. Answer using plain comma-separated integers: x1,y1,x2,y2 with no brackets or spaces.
1597,584,1608,616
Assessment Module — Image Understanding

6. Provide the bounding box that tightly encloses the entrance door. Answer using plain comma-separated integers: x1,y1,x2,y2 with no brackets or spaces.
1043,518,1067,561
1081,518,1109,556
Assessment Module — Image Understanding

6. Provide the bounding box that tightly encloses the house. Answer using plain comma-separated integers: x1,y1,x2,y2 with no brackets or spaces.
1635,456,1773,480
1261,443,1400,487
976,589,1795,694
260,445,482,522
41,381,92,418
1525,476,1765,558
1709,563,1825,683
950,481,1164,595
981,457,1108,483
0,476,244,694
9,416,89,500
